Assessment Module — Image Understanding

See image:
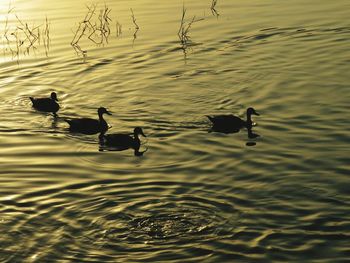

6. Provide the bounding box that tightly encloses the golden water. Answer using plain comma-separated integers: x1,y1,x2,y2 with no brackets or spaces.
1,0,349,262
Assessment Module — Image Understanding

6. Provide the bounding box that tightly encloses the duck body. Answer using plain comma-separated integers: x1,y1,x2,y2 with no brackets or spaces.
207,114,246,133
30,92,59,113
66,107,111,135
100,127,146,151
207,107,259,133
66,118,108,135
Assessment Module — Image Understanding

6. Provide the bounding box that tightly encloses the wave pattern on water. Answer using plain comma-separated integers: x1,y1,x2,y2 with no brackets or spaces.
1,174,349,262
1,0,350,262
0,180,242,262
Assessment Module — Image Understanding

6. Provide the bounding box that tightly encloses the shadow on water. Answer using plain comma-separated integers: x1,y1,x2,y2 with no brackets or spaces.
209,125,260,147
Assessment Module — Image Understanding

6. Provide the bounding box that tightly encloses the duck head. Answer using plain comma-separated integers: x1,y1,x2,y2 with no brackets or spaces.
247,107,259,116
98,107,112,116
134,127,146,137
51,92,58,101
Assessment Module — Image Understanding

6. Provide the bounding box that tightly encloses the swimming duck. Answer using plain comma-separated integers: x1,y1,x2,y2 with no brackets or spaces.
207,107,259,133
66,107,111,135
29,92,59,114
99,127,146,150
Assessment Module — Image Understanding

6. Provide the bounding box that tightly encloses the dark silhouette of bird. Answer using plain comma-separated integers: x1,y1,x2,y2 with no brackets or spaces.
65,107,111,135
207,107,260,133
100,127,146,150
29,92,59,114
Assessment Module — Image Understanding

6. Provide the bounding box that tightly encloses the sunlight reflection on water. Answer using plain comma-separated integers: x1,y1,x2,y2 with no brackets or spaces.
1,0,350,262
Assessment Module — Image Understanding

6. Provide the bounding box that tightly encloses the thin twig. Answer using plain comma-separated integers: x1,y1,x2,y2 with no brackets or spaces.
178,5,203,46
211,0,218,10
116,21,122,37
210,0,219,16
130,8,139,30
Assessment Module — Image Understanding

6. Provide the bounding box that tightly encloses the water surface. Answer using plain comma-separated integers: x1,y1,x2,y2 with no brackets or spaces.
1,0,349,262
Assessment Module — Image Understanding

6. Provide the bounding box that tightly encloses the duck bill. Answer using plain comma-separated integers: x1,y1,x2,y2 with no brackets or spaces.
106,110,112,115
254,111,260,116
140,130,146,137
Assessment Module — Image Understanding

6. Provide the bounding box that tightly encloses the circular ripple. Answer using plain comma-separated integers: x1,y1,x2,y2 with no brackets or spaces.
0,179,242,261
82,190,241,247
130,208,237,242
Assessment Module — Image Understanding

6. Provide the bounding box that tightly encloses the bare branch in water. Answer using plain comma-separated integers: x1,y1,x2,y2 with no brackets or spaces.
210,0,219,16
43,16,50,57
71,4,114,57
178,5,203,47
116,21,122,37
2,3,50,59
211,0,218,10
130,8,139,30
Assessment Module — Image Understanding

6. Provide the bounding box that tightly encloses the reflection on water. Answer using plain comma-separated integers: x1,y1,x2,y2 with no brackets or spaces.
1,0,350,262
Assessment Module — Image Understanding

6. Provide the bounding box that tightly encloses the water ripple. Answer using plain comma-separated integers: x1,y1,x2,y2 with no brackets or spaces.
0,180,241,262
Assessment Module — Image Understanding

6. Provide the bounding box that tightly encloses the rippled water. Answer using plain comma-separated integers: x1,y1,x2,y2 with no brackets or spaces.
1,0,349,262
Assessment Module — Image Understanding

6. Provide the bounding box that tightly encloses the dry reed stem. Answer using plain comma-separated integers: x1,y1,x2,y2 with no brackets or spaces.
2,5,50,59
178,5,202,47
71,4,113,56
43,16,50,56
210,0,219,16
88,5,112,44
130,8,139,30
116,21,122,37
211,0,218,10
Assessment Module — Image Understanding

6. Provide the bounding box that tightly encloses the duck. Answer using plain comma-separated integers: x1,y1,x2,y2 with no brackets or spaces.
65,107,111,135
99,127,146,150
29,92,59,114
207,107,259,133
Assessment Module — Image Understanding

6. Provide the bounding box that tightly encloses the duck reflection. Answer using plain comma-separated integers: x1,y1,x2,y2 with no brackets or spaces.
99,127,147,156
247,127,260,139
51,115,59,130
246,127,260,146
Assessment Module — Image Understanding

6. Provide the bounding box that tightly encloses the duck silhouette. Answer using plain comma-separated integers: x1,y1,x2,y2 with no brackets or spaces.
66,107,111,135
29,92,59,114
99,127,146,151
207,107,260,133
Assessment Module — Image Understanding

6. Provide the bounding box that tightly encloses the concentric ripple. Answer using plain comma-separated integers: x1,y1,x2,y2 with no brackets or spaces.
91,196,240,246
0,180,242,262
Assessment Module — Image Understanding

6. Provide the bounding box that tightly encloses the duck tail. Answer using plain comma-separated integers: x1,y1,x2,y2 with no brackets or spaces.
65,119,73,125
206,115,214,122
29,97,35,104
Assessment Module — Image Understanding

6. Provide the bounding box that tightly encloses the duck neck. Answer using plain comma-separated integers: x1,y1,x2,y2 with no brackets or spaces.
98,113,109,133
134,132,140,142
98,112,105,122
133,132,141,148
246,111,253,127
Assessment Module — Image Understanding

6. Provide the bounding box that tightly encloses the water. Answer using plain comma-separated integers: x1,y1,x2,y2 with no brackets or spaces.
1,0,349,262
